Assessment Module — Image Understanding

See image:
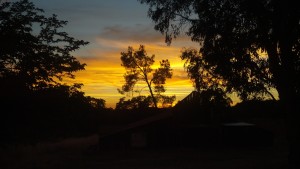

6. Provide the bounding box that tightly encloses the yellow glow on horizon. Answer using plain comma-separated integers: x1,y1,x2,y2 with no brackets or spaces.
70,41,197,108
70,42,274,108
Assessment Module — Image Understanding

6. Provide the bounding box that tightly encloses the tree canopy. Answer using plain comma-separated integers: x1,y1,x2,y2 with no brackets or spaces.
0,0,88,90
139,0,299,103
118,45,174,108
139,0,300,167
0,0,106,144
180,47,276,101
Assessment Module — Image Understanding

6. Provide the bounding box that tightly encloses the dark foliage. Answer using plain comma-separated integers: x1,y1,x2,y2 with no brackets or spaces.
139,0,300,167
139,0,299,105
0,0,105,145
0,0,88,88
0,82,107,145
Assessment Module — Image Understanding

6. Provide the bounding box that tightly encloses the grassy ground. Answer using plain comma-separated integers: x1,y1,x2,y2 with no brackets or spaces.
0,134,289,169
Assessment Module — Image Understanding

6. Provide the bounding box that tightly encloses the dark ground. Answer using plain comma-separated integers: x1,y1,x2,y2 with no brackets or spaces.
0,134,289,169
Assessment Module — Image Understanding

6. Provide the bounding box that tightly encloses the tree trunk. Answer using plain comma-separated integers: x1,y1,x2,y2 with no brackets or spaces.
144,75,157,108
284,98,299,169
147,82,158,108
276,70,300,169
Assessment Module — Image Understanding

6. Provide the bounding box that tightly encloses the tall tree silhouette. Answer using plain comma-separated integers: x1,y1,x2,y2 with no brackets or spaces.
0,0,88,90
119,45,173,108
139,0,300,168
0,0,94,144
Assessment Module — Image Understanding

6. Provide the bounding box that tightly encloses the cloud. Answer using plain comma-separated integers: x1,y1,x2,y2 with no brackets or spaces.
97,24,199,47
99,24,164,43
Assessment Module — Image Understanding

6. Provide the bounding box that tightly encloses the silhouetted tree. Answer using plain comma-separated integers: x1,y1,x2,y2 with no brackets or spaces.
139,0,300,168
115,96,152,110
180,48,275,101
118,45,173,108
0,0,88,90
0,0,104,144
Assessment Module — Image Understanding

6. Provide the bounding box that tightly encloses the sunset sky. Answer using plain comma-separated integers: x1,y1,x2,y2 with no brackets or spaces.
29,0,204,108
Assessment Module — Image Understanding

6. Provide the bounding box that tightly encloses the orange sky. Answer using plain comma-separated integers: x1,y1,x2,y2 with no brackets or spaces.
30,0,276,108
28,0,201,108
69,38,277,108
70,40,199,108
